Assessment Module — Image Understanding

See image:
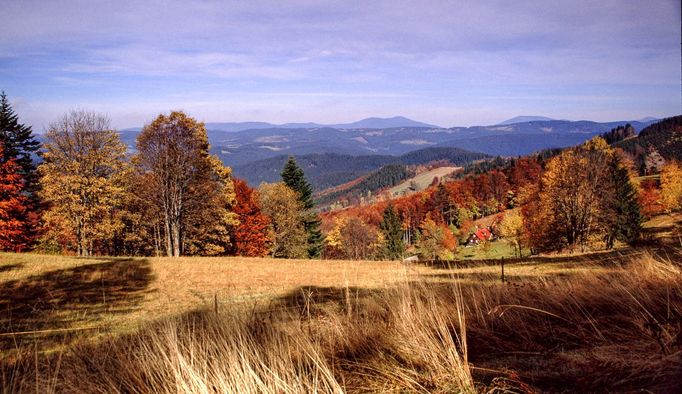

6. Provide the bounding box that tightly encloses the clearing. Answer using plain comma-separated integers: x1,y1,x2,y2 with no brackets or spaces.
388,165,460,196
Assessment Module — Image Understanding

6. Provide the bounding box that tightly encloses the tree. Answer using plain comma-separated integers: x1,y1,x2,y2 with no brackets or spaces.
325,216,382,260
0,92,41,245
380,203,405,260
498,209,524,257
0,92,40,197
604,154,643,248
416,215,456,260
0,145,32,251
258,182,308,259
281,156,323,258
525,137,644,252
39,111,128,256
135,111,235,257
528,138,614,251
660,161,682,212
229,179,271,257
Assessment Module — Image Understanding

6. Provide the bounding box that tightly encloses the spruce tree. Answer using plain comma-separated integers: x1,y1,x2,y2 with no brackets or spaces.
281,156,323,258
0,92,40,197
380,203,405,260
606,156,643,248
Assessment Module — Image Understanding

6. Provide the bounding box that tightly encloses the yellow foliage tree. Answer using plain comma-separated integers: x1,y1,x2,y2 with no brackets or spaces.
39,110,128,256
660,161,682,212
498,209,524,257
416,215,456,260
258,182,308,258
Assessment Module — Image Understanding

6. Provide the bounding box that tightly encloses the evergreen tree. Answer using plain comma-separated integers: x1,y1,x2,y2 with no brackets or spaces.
605,156,643,248
281,156,323,258
380,203,405,260
0,92,40,197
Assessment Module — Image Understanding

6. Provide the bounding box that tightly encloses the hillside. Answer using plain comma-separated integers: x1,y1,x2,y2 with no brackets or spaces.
233,146,488,190
615,115,682,173
387,166,460,197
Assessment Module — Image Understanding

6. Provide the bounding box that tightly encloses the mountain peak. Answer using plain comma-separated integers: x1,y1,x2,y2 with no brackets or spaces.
337,116,439,129
497,116,555,125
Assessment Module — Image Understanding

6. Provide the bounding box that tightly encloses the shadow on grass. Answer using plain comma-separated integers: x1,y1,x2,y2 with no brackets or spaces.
0,264,23,273
0,257,154,353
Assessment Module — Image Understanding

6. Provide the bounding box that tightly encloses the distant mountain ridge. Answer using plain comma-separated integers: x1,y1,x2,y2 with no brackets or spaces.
202,116,439,133
497,116,556,125
232,147,489,191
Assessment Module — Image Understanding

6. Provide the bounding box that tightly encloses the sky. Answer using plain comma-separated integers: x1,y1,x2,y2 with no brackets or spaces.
0,0,680,131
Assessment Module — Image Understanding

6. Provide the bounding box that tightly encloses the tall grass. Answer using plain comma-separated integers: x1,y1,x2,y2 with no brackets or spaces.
2,252,681,392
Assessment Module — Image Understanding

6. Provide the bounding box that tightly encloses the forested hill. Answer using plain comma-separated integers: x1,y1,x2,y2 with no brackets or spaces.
232,147,489,190
615,115,682,174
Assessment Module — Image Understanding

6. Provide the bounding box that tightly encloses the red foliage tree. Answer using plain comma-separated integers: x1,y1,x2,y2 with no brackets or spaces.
229,179,272,257
0,145,32,251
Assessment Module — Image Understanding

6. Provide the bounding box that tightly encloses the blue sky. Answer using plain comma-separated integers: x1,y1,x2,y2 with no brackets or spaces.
1,0,680,130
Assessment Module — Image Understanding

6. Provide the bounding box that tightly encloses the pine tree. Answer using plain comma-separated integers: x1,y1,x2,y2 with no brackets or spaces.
605,155,643,248
380,203,405,260
0,92,40,198
281,156,323,258
0,145,32,251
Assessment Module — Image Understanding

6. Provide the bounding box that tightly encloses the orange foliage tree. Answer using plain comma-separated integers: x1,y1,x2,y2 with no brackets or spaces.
229,179,271,257
0,145,32,251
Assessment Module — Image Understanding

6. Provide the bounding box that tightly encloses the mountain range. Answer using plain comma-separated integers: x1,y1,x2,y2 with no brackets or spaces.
113,115,660,189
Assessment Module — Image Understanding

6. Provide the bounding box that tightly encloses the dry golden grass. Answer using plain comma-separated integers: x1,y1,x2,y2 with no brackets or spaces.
2,214,681,392
2,250,680,393
0,250,615,357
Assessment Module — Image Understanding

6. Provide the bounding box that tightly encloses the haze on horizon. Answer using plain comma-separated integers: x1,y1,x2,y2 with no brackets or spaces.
1,0,680,131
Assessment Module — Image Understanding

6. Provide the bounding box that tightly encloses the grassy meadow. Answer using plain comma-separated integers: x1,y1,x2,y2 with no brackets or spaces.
0,214,681,392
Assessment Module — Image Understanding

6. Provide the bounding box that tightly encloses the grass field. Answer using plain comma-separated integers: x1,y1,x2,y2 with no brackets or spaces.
388,166,460,196
1,214,681,392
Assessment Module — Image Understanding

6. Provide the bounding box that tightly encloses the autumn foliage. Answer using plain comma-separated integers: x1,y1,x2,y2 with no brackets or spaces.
0,145,32,251
229,179,271,257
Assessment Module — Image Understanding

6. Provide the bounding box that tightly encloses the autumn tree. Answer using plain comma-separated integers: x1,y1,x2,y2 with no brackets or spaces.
281,156,323,258
660,161,682,212
498,209,524,257
379,203,405,259
0,145,32,251
135,111,236,257
416,215,456,260
229,179,271,257
39,111,128,256
258,182,308,258
526,137,643,252
325,216,382,260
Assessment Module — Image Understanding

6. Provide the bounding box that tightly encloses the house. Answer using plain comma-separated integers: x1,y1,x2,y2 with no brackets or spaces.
465,226,495,247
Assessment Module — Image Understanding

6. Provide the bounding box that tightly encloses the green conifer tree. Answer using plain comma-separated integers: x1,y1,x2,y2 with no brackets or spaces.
606,156,643,248
0,92,40,197
380,203,405,260
281,156,323,258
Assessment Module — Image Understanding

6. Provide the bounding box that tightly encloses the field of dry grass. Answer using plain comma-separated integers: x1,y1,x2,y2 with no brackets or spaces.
0,214,681,392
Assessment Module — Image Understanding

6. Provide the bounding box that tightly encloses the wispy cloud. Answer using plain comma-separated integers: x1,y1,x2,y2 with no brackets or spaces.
1,0,679,129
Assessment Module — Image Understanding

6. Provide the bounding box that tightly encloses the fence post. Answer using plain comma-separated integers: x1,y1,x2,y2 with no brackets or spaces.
501,257,505,283
214,292,218,315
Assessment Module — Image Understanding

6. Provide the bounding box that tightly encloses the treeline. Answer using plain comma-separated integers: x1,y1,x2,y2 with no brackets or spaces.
616,115,682,175
0,94,325,258
600,123,635,144
316,164,414,207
